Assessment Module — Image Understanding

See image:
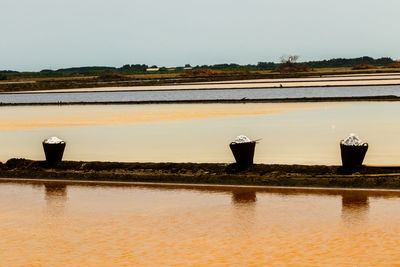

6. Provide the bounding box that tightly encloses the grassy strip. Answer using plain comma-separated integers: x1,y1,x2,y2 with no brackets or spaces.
2,159,400,189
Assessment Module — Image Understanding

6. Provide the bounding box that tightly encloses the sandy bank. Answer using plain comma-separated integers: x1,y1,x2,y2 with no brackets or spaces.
2,159,400,189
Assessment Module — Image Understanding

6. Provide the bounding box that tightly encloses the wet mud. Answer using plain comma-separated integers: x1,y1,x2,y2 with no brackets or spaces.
2,159,400,189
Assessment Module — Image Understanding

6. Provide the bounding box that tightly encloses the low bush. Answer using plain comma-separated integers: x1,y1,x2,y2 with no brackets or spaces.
386,62,400,68
352,63,376,70
179,69,250,77
97,72,126,81
274,62,311,73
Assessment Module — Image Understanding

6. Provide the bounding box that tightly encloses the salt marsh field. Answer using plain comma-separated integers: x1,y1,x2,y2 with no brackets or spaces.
1,181,400,266
1,102,399,165
2,81,400,266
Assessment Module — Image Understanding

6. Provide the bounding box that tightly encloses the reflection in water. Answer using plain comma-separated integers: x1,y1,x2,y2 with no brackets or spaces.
44,183,67,216
0,103,329,130
341,192,369,224
231,190,257,234
31,182,44,191
231,190,257,204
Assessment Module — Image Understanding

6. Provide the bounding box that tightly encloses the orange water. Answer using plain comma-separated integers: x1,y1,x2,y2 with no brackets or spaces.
1,180,400,266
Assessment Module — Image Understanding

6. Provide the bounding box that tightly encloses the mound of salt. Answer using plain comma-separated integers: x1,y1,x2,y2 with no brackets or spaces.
232,135,252,144
341,133,365,146
43,136,65,144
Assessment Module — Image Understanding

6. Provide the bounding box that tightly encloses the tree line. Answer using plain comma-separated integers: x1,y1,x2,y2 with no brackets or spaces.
0,56,396,80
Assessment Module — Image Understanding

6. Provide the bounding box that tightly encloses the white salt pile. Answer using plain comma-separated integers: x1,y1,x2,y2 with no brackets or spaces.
43,136,65,144
232,135,252,144
341,133,364,146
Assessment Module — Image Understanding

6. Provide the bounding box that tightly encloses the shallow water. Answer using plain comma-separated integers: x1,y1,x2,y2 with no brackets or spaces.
1,85,400,103
1,180,400,266
1,102,400,165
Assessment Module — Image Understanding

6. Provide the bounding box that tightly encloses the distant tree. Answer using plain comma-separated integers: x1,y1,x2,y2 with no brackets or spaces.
257,62,276,70
0,70,19,74
120,64,131,70
118,64,148,73
306,56,393,68
280,55,299,64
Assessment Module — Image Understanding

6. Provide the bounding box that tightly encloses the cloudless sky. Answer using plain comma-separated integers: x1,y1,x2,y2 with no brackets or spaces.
2,0,399,71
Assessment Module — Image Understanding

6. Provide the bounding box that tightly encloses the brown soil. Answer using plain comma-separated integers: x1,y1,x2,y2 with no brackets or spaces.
387,62,400,68
352,63,376,70
2,159,400,189
275,62,311,73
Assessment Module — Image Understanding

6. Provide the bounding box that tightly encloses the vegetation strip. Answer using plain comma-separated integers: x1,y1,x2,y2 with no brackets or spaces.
3,159,400,189
183,77,400,86
2,68,400,93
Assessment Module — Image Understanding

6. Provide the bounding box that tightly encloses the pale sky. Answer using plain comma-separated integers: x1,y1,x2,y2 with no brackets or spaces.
2,0,399,71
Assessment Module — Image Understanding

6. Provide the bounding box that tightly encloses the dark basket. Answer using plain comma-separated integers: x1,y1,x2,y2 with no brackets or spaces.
42,142,66,163
340,142,368,168
229,141,256,166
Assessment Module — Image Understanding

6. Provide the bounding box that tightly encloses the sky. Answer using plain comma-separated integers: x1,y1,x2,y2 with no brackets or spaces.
2,0,399,71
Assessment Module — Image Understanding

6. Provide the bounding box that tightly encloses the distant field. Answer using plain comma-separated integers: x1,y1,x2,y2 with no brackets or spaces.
1,67,400,93
9,67,400,82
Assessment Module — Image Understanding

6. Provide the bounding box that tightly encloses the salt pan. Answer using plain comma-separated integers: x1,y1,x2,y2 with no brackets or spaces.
43,136,64,144
341,133,364,146
232,135,252,144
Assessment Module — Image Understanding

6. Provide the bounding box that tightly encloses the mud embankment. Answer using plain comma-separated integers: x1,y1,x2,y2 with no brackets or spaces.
2,159,400,189
1,95,400,106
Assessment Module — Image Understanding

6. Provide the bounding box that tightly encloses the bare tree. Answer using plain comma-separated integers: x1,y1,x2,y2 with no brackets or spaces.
280,55,299,64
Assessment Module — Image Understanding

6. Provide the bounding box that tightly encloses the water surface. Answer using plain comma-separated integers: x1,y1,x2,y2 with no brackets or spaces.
1,102,400,165
1,180,400,266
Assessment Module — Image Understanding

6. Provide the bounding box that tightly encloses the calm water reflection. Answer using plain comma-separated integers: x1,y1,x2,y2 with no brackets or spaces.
44,183,67,216
1,180,400,265
341,192,370,225
232,189,257,204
